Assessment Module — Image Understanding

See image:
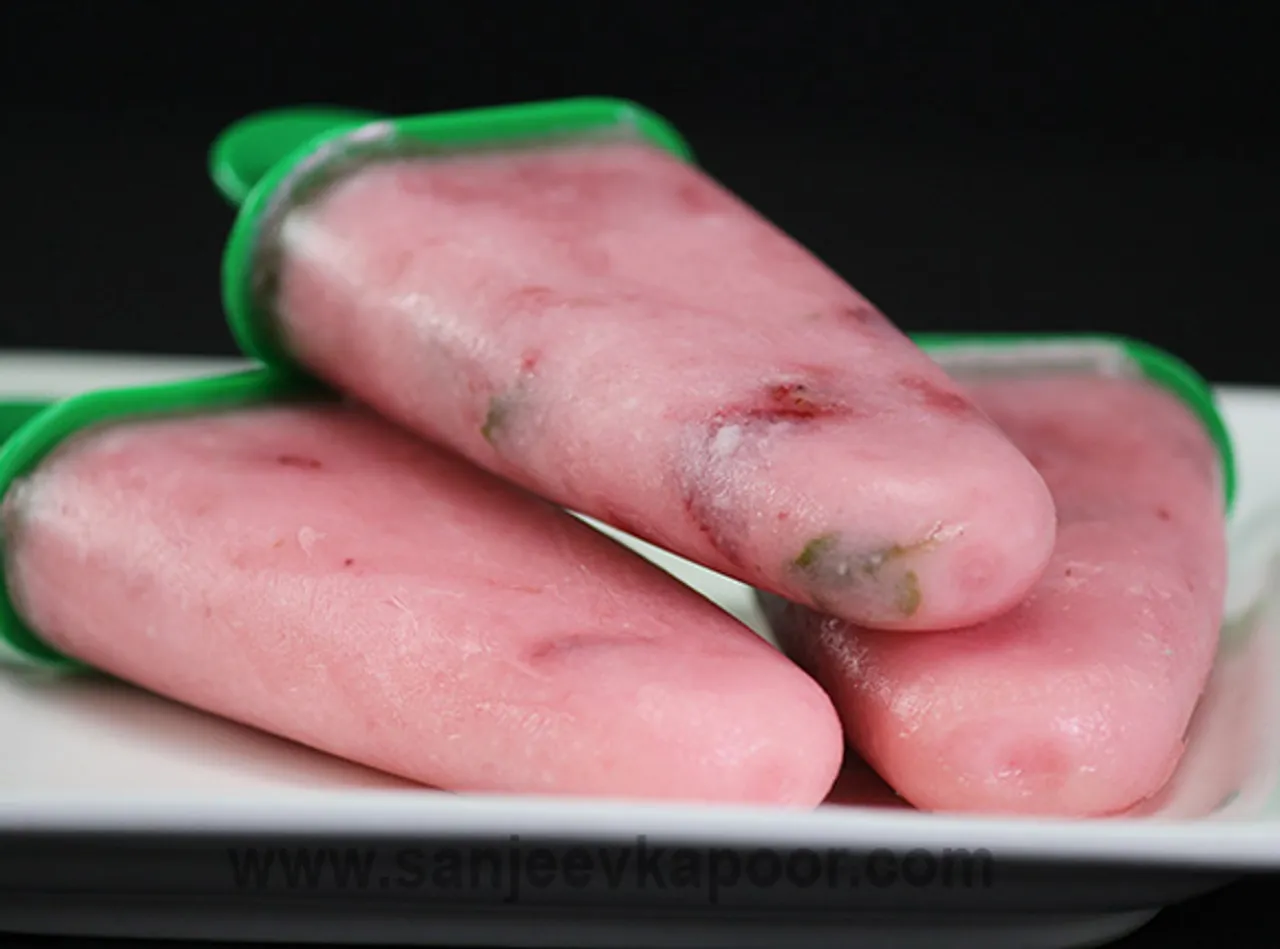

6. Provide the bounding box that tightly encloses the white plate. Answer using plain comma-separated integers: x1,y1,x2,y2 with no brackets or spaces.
2,350,1280,949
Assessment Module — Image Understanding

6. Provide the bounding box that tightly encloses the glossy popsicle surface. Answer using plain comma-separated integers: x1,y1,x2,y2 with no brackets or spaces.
254,136,1056,630
764,375,1227,816
1,404,843,804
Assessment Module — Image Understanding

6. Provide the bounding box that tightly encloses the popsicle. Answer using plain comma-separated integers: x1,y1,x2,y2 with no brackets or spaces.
0,371,844,805
762,354,1232,817
210,98,1058,631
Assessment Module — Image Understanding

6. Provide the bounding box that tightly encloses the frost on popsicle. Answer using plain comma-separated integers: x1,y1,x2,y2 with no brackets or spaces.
680,378,854,568
790,532,927,619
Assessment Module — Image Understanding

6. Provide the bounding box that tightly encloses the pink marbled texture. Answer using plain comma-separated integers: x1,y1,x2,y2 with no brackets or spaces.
2,403,843,805
263,138,1056,630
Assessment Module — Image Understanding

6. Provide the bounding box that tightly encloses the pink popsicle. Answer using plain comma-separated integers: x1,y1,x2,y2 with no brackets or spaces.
252,136,1056,630
1,403,843,805
763,375,1227,816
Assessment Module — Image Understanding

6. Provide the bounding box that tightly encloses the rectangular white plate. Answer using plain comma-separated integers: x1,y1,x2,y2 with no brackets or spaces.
2,351,1279,949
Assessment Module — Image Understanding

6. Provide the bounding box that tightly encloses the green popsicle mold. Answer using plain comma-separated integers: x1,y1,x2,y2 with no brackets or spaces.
0,401,48,445
0,369,330,668
207,99,1236,508
209,106,384,207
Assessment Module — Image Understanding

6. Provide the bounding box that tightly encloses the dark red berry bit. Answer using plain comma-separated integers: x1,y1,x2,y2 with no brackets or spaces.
719,381,850,426
681,489,742,567
277,454,323,470
897,375,974,417
511,285,557,305
599,506,647,539
677,181,722,214
838,302,886,327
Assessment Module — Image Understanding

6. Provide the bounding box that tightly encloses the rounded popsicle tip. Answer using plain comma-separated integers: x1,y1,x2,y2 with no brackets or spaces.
536,632,846,807
642,675,846,808
870,679,1187,818
783,439,1058,632
761,592,1195,817
884,450,1058,631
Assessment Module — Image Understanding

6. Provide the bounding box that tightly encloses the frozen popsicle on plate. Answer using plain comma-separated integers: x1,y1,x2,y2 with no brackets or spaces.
209,98,1057,631
762,337,1236,816
0,370,843,804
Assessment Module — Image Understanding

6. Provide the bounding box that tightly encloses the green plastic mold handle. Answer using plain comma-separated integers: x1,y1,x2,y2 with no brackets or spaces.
212,97,697,370
0,368,329,668
0,401,49,445
210,106,384,206
914,332,1237,512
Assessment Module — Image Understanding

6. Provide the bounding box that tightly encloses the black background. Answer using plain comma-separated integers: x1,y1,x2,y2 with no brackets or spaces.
3,3,1278,946
4,3,1279,383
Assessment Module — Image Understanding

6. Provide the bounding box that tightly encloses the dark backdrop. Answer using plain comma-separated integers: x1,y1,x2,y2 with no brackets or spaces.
3,3,1277,383
2,4,1278,948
